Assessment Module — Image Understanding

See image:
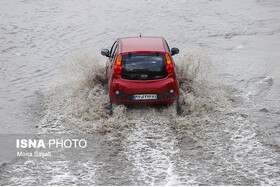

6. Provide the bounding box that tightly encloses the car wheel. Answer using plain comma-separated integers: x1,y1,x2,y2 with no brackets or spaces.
109,101,113,116
176,98,181,115
109,101,117,116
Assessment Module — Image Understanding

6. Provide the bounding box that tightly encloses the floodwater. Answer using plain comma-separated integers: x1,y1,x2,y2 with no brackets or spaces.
0,0,280,185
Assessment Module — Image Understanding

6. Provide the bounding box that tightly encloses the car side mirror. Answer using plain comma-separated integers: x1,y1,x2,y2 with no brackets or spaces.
171,47,179,56
101,49,110,57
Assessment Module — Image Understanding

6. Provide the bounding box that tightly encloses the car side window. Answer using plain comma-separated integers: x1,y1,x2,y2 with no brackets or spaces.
165,40,171,53
111,43,118,63
110,41,116,56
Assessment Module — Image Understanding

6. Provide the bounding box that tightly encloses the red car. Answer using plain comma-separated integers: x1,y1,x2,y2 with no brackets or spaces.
101,36,180,114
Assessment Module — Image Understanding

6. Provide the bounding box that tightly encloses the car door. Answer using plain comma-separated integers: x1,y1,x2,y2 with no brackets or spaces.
106,41,118,80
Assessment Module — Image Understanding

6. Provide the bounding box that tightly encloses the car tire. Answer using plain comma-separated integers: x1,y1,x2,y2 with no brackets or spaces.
176,98,181,115
109,101,113,116
109,101,117,116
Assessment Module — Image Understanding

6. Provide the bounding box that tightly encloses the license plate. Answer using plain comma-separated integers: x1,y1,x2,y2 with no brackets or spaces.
133,94,157,100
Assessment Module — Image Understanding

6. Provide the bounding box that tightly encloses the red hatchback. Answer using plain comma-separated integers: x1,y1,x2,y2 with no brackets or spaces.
101,36,180,113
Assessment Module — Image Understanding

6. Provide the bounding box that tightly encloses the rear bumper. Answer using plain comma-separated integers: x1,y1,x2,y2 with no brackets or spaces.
112,89,179,105
109,74,179,105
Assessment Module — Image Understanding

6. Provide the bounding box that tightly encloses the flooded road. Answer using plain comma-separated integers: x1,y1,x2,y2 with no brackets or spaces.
1,0,280,185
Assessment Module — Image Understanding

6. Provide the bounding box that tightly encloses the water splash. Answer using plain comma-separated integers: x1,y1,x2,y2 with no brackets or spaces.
37,49,218,134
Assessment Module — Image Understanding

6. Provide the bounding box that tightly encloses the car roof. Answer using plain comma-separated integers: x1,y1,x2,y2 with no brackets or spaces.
119,36,166,53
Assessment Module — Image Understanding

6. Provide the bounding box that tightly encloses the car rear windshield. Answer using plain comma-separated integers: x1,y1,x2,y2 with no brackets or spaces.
121,53,168,80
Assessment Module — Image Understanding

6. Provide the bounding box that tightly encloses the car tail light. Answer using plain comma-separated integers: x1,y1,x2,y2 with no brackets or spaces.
122,96,126,99
169,89,174,94
165,53,174,74
164,94,168,98
114,54,123,75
